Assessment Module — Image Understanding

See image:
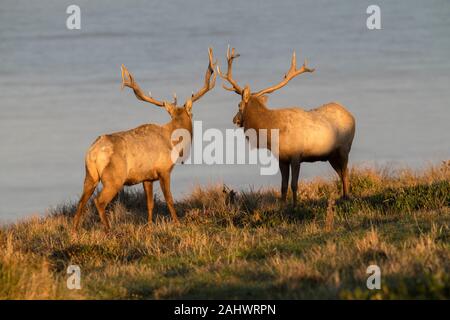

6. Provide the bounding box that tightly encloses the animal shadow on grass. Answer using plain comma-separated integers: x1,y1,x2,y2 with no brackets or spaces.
56,187,181,229
48,243,145,273
57,180,449,229
113,188,184,224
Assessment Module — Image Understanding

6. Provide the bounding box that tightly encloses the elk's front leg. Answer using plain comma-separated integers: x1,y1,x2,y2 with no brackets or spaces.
159,173,180,224
143,181,154,224
279,160,290,203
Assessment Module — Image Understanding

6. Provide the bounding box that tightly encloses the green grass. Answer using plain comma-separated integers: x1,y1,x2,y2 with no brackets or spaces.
0,162,449,299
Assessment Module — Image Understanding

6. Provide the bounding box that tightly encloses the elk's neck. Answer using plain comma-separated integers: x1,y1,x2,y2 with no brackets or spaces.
243,100,270,131
164,117,193,138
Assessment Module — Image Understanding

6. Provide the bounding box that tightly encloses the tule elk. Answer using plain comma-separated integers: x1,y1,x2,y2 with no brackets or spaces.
73,48,217,230
217,47,355,206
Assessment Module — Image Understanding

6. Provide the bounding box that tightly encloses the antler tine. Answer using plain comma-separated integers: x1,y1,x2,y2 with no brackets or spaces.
216,46,242,94
287,52,315,77
302,58,315,73
121,64,127,90
208,47,218,90
189,47,217,104
120,64,166,107
216,65,234,91
290,51,297,75
173,92,177,105
254,51,315,97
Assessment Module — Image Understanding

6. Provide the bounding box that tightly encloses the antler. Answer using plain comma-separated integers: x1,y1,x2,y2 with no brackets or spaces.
253,51,315,97
216,46,243,95
189,47,217,104
121,65,174,107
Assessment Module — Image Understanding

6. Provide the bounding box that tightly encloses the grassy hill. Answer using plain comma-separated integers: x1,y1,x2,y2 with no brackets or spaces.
1,162,449,299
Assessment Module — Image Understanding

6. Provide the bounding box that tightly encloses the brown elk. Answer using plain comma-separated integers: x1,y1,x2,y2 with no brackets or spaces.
217,47,355,206
73,48,217,230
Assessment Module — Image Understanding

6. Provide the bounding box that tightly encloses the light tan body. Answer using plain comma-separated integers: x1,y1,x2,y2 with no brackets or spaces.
219,47,356,205
240,97,355,205
73,107,192,230
73,49,216,230
242,100,355,163
86,121,191,187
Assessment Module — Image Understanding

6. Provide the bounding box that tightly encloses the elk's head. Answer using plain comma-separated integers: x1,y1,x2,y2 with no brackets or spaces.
121,48,217,124
217,47,315,128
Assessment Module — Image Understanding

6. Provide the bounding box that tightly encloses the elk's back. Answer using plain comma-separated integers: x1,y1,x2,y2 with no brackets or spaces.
85,124,175,184
267,102,355,161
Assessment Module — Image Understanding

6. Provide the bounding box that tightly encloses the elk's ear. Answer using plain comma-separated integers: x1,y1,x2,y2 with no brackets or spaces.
242,85,251,104
184,99,193,116
163,101,176,117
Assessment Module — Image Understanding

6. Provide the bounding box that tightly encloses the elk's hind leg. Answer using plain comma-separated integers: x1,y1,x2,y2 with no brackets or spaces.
290,159,301,207
94,162,126,230
73,170,98,230
279,160,290,203
329,151,350,199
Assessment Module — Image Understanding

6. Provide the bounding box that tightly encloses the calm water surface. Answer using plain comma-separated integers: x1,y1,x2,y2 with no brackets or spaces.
1,0,449,220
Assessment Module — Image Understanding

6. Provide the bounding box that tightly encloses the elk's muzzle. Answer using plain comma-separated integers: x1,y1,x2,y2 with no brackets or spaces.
233,111,243,127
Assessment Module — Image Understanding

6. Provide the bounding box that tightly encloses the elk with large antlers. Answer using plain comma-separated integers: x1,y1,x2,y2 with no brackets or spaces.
218,47,355,206
73,48,216,230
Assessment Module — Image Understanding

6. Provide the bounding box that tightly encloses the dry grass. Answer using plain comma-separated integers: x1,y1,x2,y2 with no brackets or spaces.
0,162,449,299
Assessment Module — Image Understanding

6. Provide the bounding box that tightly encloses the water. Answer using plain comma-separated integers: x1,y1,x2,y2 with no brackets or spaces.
1,0,449,221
